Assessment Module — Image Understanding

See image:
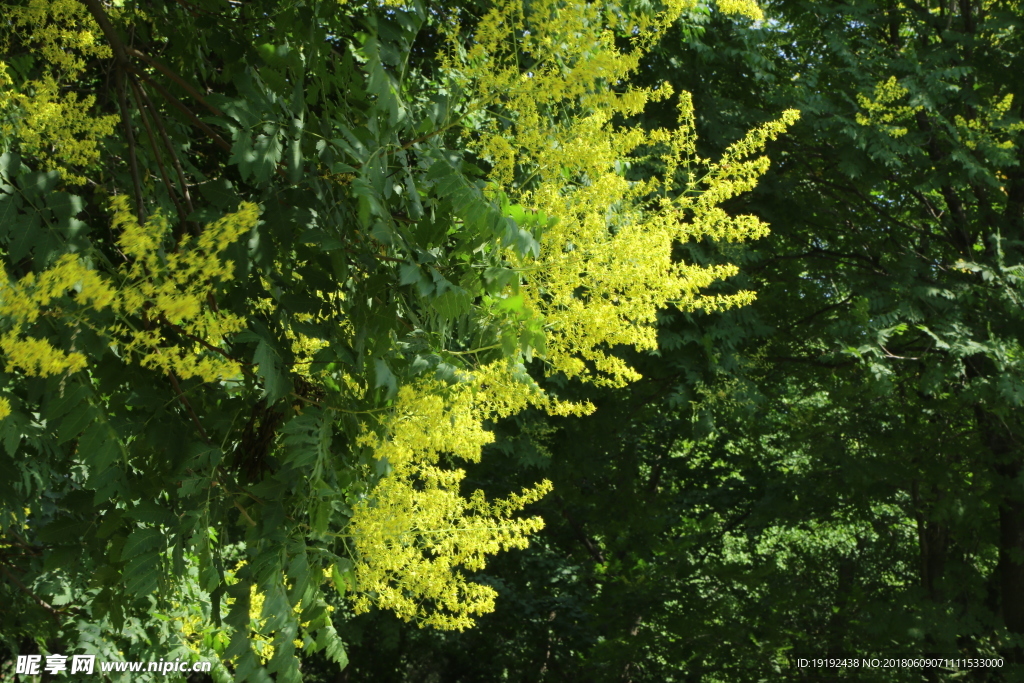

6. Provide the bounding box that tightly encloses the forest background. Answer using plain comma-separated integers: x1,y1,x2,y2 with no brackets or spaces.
0,0,1022,681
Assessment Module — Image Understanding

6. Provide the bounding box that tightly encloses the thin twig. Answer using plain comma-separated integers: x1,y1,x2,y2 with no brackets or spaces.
129,76,189,230
398,113,469,151
133,78,196,220
557,502,606,564
126,47,223,117
132,69,232,152
168,371,211,444
344,247,405,263
157,314,251,369
115,70,145,222
0,562,65,621
170,0,227,17
81,0,218,119
79,0,229,181
880,345,920,361
290,392,323,406
237,488,266,506
233,500,257,527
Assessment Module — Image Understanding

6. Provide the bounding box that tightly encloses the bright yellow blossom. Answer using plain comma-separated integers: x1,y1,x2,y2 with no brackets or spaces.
345,0,795,628
350,373,552,629
1,0,119,183
0,199,258,381
448,0,797,387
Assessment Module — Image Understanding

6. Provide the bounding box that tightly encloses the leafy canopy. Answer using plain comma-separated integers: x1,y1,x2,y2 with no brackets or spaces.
0,0,792,678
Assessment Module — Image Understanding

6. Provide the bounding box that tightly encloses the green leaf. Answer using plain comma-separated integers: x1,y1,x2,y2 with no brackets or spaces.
254,338,291,403
9,211,40,261
45,192,84,224
19,170,60,198
310,498,332,537
316,620,348,667
37,518,91,544
0,152,21,181
330,558,355,594
120,527,164,562
433,287,471,320
0,190,22,239
372,358,397,398
127,500,178,527
196,177,239,210
77,421,120,472
123,553,161,596
58,402,96,444
280,409,328,470
287,135,303,184
497,293,525,312
399,262,422,286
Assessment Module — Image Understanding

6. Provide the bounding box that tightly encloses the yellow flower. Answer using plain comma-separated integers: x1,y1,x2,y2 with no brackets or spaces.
2,0,118,183
445,0,797,388
349,372,551,630
855,76,922,138
0,200,258,382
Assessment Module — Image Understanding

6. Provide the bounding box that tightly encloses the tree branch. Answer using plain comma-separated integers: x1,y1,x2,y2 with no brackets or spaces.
129,76,189,230
158,314,251,369
558,502,606,564
168,371,211,444
115,70,145,222
133,70,232,153
78,0,129,64
126,48,223,117
768,355,859,368
132,78,197,220
0,562,65,622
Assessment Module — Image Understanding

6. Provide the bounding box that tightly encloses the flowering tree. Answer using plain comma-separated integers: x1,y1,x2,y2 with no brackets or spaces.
0,0,794,678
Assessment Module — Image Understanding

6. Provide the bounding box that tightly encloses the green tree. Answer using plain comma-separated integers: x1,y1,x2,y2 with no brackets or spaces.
736,0,1024,669
0,0,788,679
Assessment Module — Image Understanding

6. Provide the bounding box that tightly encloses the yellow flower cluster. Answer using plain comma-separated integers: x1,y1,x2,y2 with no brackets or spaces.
6,0,112,74
855,76,922,138
349,368,552,630
953,93,1024,151
110,197,257,381
348,0,792,629
179,560,303,664
0,254,97,376
0,199,258,382
716,0,764,20
451,0,797,387
261,284,343,379
0,0,120,184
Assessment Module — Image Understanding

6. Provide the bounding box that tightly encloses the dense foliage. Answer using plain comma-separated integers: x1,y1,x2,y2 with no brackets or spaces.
330,0,1024,681
5,0,1022,680
0,0,795,680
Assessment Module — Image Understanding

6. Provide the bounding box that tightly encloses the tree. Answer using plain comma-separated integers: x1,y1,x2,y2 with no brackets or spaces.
0,0,791,679
738,0,1024,669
